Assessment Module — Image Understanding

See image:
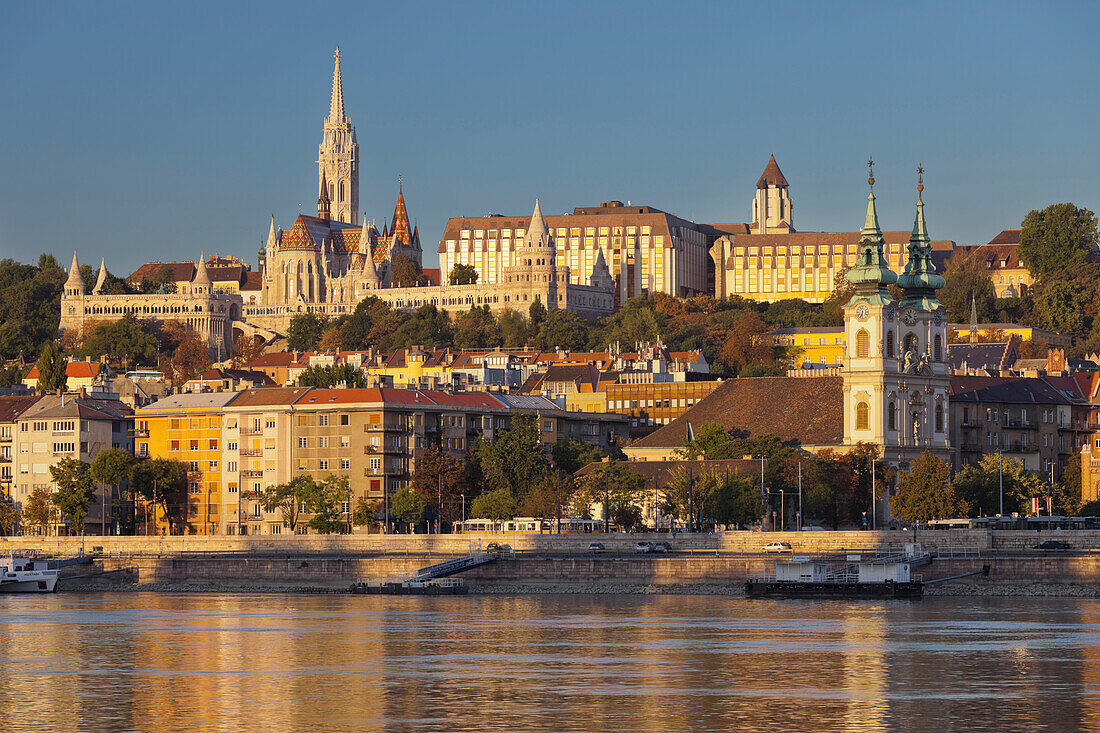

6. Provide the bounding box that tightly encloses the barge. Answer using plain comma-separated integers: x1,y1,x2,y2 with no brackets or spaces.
746,546,928,599
349,577,468,595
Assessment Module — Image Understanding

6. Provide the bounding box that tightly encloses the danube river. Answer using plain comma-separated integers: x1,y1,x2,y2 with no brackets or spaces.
0,593,1096,732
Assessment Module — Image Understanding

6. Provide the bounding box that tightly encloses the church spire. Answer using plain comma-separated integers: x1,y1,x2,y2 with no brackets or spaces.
329,47,345,123
525,198,551,249
898,164,944,309
845,157,896,299
318,170,331,220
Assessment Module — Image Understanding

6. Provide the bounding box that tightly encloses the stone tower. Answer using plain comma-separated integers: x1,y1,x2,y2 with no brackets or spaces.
751,155,793,234
842,161,950,469
317,48,359,225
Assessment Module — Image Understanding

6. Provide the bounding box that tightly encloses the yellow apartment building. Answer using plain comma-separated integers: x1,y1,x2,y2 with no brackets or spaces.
770,327,846,368
136,392,237,535
949,323,1071,348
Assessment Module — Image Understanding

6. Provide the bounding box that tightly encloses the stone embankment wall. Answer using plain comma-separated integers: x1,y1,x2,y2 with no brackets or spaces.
7,528,1097,557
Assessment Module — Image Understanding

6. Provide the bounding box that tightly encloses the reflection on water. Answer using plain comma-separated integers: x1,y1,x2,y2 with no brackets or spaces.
0,593,1097,732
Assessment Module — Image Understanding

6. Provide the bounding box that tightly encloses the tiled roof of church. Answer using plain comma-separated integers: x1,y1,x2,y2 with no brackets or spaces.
629,376,844,449
756,155,789,189
390,189,412,246
278,214,361,253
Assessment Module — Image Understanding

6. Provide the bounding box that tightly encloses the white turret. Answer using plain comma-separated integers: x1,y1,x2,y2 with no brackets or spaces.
64,252,85,297
92,258,108,294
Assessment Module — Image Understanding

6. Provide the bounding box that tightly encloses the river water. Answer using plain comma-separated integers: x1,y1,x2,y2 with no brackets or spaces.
0,593,1096,732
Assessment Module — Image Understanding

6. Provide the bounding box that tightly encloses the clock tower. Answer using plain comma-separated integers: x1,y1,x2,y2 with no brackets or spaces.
842,162,951,469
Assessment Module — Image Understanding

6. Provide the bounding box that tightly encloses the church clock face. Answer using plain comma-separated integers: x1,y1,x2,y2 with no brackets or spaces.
901,308,918,326
855,304,870,321
885,305,895,322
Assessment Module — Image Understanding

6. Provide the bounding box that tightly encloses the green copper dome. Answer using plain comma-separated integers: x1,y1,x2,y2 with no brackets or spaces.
898,174,945,309
845,176,897,297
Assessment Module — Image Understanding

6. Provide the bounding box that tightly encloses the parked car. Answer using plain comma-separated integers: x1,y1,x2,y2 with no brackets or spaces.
762,541,793,554
485,542,502,555
653,542,672,553
588,542,605,553
1034,540,1072,550
635,541,654,554
800,526,826,531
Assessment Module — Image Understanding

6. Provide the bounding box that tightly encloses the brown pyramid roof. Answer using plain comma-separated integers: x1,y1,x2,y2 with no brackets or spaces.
756,154,789,189
390,189,412,246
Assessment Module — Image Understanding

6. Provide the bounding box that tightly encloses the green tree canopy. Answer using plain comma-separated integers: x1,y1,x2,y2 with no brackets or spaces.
951,453,1044,518
449,263,479,285
287,313,328,352
536,309,589,351
469,488,519,521
305,475,352,534
298,362,367,388
453,306,502,349
22,487,53,535
260,475,315,532
890,452,963,523
0,496,21,536
49,457,97,534
1018,203,1099,279
550,437,603,475
390,486,427,532
80,313,158,366
129,457,188,532
35,340,67,392
474,413,549,501
574,461,647,530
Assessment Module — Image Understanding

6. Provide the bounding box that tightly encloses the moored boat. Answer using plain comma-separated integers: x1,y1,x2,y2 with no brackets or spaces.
0,552,60,593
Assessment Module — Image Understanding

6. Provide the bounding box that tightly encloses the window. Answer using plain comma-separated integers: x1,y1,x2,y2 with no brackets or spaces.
189,483,201,494
52,421,75,433
340,459,350,470
209,460,218,471
298,437,308,449
265,419,275,429
340,437,349,448
319,460,329,471
190,440,199,451
934,335,943,362
227,461,237,472
370,457,381,470
208,440,218,450
855,329,870,358
52,442,75,454
888,402,897,432
170,440,180,451
855,401,869,431
935,404,944,433
32,422,47,432
189,461,200,472
228,442,238,452
318,415,329,427
319,437,329,448
340,414,350,426
886,331,895,358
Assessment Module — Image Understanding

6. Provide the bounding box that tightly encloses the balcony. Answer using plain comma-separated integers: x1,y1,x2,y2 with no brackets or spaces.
187,471,203,480
240,513,264,522
1002,443,1034,454
241,470,264,479
239,448,263,457
240,427,262,436
131,428,150,438
1004,419,1038,430
960,444,983,453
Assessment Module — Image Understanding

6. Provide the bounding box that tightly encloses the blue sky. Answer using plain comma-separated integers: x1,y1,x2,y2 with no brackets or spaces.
2,1,1098,272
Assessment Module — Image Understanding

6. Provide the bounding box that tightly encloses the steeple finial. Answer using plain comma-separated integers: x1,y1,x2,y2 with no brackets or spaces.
328,47,345,122
867,156,875,189
917,162,924,202
65,252,85,294
318,170,331,219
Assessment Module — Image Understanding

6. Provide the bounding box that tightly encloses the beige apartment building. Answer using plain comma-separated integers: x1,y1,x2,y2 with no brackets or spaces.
12,394,134,535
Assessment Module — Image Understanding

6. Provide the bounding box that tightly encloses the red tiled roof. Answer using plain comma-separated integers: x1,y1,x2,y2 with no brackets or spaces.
0,395,42,422
241,271,263,291
988,229,1020,246
127,262,196,285
630,376,844,449
294,388,504,408
25,362,102,380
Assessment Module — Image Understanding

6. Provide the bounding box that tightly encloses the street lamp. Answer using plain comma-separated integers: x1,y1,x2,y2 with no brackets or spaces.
755,454,767,529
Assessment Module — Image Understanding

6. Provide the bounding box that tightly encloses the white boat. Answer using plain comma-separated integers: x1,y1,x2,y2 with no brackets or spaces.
0,552,60,593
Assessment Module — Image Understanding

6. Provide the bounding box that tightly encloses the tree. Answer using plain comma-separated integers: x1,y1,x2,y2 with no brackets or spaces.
469,488,519,521
35,340,67,392
260,475,314,533
0,495,20,535
474,412,548,500
0,364,26,387
287,313,328,352
161,327,210,386
298,362,367,388
391,254,427,287
22,487,53,535
499,309,531,347
449,263,479,285
550,437,603,475
129,457,188,533
232,334,266,367
536,309,589,351
939,248,997,324
453,306,502,349
951,453,1044,518
391,305,453,349
890,452,963,523
140,265,178,294
675,422,745,460
49,457,97,534
519,470,576,526
410,445,466,528
1018,203,1099,280
708,311,775,376
710,472,767,528
575,461,647,530
305,475,352,534
353,496,381,528
79,313,158,366
90,448,137,534
0,256,67,362
390,486,426,532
